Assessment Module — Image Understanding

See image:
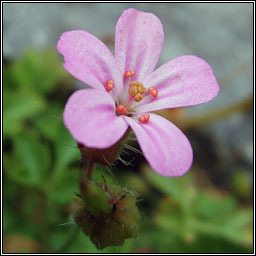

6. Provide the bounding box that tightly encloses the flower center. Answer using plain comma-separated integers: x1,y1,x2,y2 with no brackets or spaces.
107,70,158,123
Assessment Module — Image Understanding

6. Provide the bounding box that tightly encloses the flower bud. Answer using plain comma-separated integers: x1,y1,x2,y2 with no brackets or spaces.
74,184,140,250
80,180,111,217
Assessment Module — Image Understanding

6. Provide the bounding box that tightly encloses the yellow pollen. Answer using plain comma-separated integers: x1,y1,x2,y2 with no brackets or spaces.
129,86,138,97
129,81,138,87
134,93,144,102
128,80,147,103
137,86,144,93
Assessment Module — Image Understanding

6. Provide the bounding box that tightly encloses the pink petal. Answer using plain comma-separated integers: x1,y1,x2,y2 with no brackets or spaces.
115,8,164,81
63,89,128,149
124,114,193,176
136,55,220,113
57,30,123,98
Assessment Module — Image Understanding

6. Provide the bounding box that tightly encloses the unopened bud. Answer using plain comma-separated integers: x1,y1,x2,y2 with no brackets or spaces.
74,184,140,250
80,181,111,216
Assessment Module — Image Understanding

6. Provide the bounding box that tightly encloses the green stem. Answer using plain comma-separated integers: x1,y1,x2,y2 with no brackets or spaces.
79,160,95,195
55,225,80,253
86,161,95,180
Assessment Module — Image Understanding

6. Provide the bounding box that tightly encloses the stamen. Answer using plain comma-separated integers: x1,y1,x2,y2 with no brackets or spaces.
124,70,135,78
128,106,135,112
134,93,144,102
129,85,138,97
137,82,143,87
137,85,144,93
139,114,150,124
116,104,128,115
105,80,114,92
129,81,138,87
128,81,147,103
148,87,158,98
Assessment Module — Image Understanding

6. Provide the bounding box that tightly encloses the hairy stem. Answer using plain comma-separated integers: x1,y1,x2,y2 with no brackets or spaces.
86,161,95,180
79,160,95,194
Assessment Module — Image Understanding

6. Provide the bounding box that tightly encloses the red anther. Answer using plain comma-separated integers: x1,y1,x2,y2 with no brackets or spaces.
139,114,150,124
124,70,135,78
105,80,114,92
148,87,158,97
116,104,128,115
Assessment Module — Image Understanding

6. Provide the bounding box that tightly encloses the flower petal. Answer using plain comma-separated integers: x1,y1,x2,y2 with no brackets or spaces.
57,30,123,98
124,114,193,176
136,55,220,113
63,89,128,149
115,8,164,81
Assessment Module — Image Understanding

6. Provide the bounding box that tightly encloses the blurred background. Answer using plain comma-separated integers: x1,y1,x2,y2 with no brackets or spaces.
3,2,253,253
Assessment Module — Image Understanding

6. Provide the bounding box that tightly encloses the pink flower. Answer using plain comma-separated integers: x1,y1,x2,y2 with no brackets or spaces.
57,8,219,177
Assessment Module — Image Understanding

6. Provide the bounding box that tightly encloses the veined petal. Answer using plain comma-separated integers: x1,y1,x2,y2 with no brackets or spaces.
115,8,164,81
57,30,123,98
136,55,220,113
63,89,128,149
124,114,193,177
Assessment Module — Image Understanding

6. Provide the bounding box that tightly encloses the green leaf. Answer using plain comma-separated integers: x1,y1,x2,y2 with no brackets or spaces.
33,104,63,142
3,204,17,234
49,170,79,204
6,130,51,187
3,65,16,90
153,194,253,250
143,166,197,210
55,124,80,171
192,192,237,220
153,197,184,232
48,124,80,189
189,208,253,247
10,49,69,94
3,90,46,136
